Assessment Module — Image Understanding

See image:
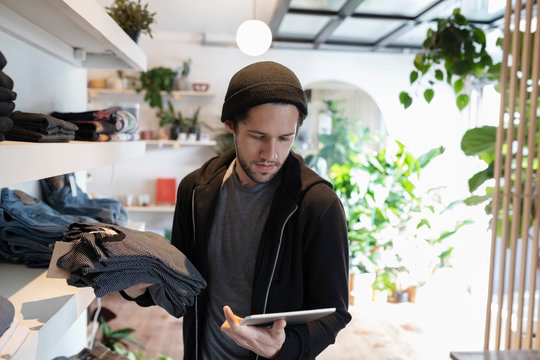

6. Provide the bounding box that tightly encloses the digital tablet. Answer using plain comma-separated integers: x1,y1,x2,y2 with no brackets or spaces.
241,307,336,327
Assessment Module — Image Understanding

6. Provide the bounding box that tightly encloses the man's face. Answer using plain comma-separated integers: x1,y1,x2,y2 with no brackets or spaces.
225,103,299,188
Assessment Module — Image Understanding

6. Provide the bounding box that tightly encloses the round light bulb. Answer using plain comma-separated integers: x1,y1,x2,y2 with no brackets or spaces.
236,19,272,56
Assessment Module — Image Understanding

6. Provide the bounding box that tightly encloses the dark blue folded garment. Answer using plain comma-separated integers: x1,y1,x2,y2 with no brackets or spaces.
0,295,15,337
40,174,129,226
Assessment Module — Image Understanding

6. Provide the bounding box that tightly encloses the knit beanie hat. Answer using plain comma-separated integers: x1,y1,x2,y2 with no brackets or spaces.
221,61,308,122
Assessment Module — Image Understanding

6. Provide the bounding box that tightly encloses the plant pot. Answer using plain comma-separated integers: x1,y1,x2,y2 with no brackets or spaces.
124,29,141,43
349,271,375,306
170,125,184,140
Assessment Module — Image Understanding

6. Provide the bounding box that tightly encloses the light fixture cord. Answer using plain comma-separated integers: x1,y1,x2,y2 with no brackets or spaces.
253,0,256,19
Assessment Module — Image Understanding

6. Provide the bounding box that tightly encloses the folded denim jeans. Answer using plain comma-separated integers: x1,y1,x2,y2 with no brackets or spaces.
40,174,129,226
0,188,97,267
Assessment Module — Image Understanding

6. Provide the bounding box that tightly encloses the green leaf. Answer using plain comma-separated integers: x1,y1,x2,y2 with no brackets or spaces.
417,146,445,168
424,88,434,103
463,194,492,206
413,53,424,71
456,93,470,110
435,69,444,81
452,59,472,76
399,91,413,109
468,165,494,192
460,126,497,156
410,70,419,84
453,78,464,93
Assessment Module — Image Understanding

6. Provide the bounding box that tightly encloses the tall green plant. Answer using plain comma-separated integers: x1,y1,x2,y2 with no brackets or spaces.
308,100,470,295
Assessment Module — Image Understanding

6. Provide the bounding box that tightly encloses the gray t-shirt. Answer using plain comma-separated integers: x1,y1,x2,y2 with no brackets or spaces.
201,161,281,359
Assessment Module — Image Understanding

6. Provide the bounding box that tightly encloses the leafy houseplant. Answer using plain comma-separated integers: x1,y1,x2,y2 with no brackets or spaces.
136,66,177,120
106,0,156,42
306,100,469,298
399,8,498,110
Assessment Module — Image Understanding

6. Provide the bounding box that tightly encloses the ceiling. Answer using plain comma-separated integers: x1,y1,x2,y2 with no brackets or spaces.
97,0,514,53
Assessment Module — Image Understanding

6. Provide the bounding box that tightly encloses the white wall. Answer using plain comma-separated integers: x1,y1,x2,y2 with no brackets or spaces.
1,30,87,196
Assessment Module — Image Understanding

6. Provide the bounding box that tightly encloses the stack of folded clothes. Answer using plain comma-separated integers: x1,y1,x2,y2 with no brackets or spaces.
6,111,78,142
0,188,97,268
0,51,15,141
0,295,29,359
51,108,139,141
57,222,207,318
40,173,129,226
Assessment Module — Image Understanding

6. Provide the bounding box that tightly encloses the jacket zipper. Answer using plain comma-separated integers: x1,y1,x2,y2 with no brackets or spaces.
256,205,298,360
192,189,199,360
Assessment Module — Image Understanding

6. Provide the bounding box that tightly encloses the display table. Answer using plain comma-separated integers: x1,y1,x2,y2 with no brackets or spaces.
450,350,540,360
0,263,95,359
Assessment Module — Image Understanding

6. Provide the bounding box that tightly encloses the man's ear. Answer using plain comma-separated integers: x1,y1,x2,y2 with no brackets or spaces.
224,120,235,134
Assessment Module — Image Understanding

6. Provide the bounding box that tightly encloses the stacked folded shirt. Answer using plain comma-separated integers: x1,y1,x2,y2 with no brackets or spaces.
6,111,78,143
0,51,15,141
57,222,207,318
51,108,139,141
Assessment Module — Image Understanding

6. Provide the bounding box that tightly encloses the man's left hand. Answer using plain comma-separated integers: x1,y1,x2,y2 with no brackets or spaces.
221,305,286,359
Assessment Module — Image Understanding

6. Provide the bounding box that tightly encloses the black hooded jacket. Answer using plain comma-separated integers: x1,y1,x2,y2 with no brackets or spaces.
172,148,351,359
130,148,351,359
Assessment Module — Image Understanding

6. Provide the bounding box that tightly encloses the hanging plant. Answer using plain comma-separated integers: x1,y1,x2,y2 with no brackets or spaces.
399,8,499,111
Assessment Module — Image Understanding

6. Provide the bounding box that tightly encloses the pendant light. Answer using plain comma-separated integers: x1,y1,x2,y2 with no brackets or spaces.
236,0,272,56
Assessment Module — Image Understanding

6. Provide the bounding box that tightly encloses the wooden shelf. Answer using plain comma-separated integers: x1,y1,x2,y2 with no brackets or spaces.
0,0,147,70
0,140,146,188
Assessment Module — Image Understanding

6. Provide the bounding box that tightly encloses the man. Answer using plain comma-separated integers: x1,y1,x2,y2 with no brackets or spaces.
125,61,351,359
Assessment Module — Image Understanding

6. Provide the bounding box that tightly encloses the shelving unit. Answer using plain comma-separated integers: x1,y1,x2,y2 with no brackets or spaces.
0,0,149,357
0,140,146,189
126,205,175,213
0,0,147,70
145,139,217,149
88,88,215,99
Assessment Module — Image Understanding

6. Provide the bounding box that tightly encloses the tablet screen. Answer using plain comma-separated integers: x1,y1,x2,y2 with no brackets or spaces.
240,307,336,327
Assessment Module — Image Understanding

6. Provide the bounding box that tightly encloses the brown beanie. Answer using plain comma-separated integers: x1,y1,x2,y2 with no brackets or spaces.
221,61,308,122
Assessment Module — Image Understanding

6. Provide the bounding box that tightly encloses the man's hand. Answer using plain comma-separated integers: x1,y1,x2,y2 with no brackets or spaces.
122,282,153,298
221,305,286,359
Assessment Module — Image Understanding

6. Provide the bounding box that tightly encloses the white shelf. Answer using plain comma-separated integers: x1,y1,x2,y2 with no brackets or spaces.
0,0,147,70
0,140,146,188
0,263,95,360
88,88,215,99
144,139,216,149
126,205,175,213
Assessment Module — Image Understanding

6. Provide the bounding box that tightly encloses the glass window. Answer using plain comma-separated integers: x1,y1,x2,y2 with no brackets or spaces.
354,0,440,17
278,14,331,39
290,0,347,11
329,17,404,43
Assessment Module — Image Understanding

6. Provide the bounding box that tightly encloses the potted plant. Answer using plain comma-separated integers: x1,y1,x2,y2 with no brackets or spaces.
175,58,192,91
105,0,156,42
399,8,498,111
136,66,176,117
306,100,470,301
182,106,201,140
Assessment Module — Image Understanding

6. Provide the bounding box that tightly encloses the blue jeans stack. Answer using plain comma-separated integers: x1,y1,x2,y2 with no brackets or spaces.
0,188,97,268
39,173,129,226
